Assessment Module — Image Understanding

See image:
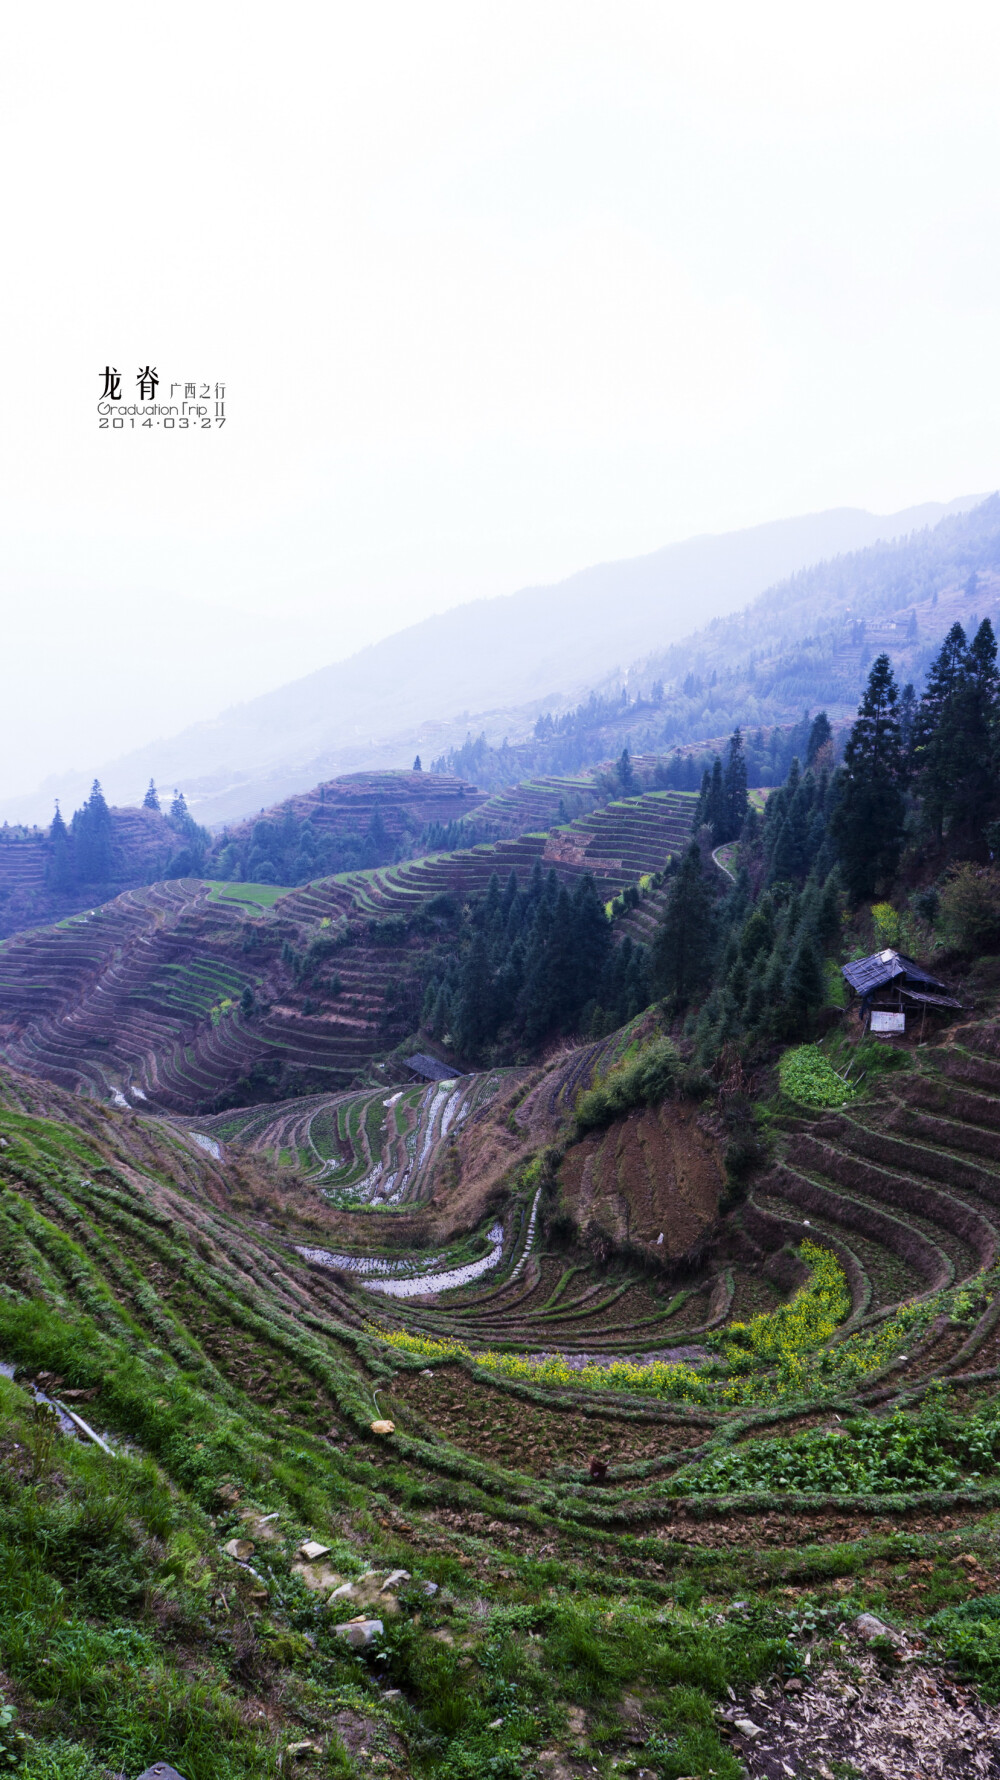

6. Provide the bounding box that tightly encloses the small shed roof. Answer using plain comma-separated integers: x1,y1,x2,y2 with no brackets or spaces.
899,987,962,1009
404,1052,459,1082
841,948,949,998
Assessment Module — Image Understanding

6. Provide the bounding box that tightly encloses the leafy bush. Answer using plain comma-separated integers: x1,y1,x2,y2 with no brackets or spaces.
871,901,901,949
938,863,1000,953
911,885,940,924
927,1596,1000,1697
574,1038,682,1134
673,1390,1000,1497
778,1044,852,1107
0,1703,24,1772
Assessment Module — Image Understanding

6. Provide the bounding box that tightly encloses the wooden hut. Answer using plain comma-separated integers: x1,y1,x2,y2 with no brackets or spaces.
841,948,961,1038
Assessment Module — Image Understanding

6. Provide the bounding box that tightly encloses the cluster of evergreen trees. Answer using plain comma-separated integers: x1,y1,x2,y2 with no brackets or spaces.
693,728,750,844
832,619,1000,898
422,864,649,1063
212,801,405,885
46,781,208,890
646,617,1000,1065
421,616,1000,1071
650,833,841,1063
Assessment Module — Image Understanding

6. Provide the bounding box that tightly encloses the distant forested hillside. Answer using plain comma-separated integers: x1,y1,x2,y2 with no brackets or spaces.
433,495,1000,793
2,497,975,828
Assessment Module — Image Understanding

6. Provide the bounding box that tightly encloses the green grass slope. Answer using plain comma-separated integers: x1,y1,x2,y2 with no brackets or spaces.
5,1005,1000,1776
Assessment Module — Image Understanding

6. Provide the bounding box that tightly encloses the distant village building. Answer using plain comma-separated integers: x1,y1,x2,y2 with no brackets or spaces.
841,948,961,1036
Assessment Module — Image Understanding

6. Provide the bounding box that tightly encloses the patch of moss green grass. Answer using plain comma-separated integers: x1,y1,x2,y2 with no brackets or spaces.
0,1308,805,1780
926,1595,1000,1698
204,882,294,910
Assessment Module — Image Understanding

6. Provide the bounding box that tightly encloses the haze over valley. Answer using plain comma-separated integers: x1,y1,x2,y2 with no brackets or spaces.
2,494,979,827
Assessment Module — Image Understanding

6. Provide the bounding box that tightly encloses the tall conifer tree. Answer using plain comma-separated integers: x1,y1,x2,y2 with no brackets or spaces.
806,711,832,766
932,618,1000,852
722,728,749,841
830,654,905,900
73,780,114,883
650,843,715,1008
913,623,970,840
46,803,74,892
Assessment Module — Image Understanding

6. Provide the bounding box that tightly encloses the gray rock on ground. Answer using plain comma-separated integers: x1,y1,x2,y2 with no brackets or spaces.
334,1617,384,1648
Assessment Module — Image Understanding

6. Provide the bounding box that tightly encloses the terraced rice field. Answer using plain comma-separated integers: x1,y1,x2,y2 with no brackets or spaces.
8,1016,1000,1520
7,1012,1000,1773
468,773,600,834
0,787,697,1114
195,1067,516,1207
0,877,425,1110
182,1012,1000,1401
331,789,698,921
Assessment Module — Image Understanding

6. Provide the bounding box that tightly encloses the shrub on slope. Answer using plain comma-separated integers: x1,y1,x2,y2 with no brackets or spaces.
573,1036,683,1134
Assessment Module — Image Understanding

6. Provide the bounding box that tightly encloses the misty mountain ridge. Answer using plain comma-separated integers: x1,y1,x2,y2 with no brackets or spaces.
1,496,979,828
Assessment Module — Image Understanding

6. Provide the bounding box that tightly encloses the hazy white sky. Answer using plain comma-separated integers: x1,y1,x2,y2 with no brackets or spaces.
2,1,999,795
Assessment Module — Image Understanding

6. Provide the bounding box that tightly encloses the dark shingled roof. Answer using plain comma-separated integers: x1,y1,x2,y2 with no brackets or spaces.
404,1053,459,1082
841,949,948,997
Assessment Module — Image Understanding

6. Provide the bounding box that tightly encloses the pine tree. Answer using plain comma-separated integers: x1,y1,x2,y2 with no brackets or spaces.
806,711,832,766
171,789,188,822
571,873,611,1006
913,623,970,840
784,929,825,1030
413,755,422,771
700,756,725,841
739,894,776,969
650,843,715,1009
46,803,74,892
742,959,767,1029
143,779,160,811
454,930,493,1057
519,895,556,1044
501,869,519,922
830,654,906,900
73,780,114,883
898,683,918,773
957,619,1000,849
482,871,502,926
546,884,578,1028
363,804,389,868
617,747,637,796
815,870,842,952
722,728,749,841
430,983,452,1039
768,775,813,884
760,946,787,1034
916,619,1000,852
